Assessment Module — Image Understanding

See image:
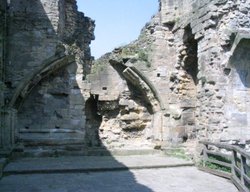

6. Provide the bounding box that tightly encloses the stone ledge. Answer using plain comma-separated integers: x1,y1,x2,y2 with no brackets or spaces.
14,148,163,158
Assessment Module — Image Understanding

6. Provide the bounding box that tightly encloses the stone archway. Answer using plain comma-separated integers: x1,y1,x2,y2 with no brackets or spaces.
88,58,165,149
84,95,102,147
9,55,74,109
8,54,89,153
224,37,250,141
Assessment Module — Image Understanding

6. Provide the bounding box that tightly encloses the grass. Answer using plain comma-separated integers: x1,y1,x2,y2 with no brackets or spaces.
120,45,151,67
91,60,106,74
166,148,190,160
203,161,231,173
209,154,231,164
138,51,148,62
200,155,231,173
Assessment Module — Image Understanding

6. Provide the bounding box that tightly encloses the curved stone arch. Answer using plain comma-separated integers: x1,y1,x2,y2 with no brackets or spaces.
122,66,164,113
128,66,165,111
230,32,250,57
110,61,165,141
110,60,165,112
227,34,250,88
221,35,250,141
9,55,75,109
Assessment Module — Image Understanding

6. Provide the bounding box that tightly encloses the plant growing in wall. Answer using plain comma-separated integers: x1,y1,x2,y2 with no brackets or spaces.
138,50,148,62
120,44,151,67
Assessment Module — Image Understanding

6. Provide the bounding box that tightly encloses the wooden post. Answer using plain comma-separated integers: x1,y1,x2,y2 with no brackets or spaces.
231,150,237,178
203,144,208,167
240,154,246,186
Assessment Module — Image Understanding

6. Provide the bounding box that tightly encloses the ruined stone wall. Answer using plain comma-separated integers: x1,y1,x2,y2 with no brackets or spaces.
1,0,250,154
87,55,154,149
159,0,250,143
89,0,250,150
6,0,60,89
6,0,93,90
1,0,95,151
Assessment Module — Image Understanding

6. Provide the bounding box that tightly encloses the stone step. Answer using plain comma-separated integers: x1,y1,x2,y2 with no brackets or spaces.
18,129,85,147
18,133,84,150
19,130,85,142
13,147,164,158
13,144,86,158
19,128,84,134
3,155,194,175
19,138,85,146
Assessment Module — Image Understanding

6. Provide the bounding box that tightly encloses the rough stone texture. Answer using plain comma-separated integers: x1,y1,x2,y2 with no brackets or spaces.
12,0,94,148
159,0,250,144
86,54,155,149
88,0,250,152
0,0,95,153
1,0,250,155
6,0,93,88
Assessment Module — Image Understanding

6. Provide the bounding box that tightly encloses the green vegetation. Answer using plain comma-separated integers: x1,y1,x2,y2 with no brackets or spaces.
121,45,151,67
121,46,135,56
200,155,231,173
91,60,107,74
167,148,190,160
203,161,231,173
138,50,149,62
175,16,180,23
209,154,231,164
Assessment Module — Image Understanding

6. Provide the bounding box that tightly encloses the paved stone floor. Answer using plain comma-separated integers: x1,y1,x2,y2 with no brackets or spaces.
0,167,238,192
3,155,194,174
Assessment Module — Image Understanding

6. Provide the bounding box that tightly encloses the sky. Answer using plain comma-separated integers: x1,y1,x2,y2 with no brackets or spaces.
77,0,159,59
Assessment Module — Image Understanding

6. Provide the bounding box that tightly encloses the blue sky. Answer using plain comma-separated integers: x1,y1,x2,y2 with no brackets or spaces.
77,0,159,59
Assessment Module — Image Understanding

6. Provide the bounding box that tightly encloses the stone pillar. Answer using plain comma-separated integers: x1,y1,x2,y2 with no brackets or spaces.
0,0,7,81
0,108,16,153
0,0,11,155
151,111,163,142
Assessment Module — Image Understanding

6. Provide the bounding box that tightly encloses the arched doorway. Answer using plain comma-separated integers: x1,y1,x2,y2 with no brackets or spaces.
11,56,88,154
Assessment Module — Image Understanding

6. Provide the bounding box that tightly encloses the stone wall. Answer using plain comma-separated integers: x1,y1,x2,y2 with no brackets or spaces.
1,0,95,153
6,0,93,91
1,0,250,154
88,0,250,150
158,0,250,143
87,55,154,148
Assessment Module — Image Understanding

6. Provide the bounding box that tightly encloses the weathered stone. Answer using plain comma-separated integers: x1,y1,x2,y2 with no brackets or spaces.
1,0,250,156
91,0,250,148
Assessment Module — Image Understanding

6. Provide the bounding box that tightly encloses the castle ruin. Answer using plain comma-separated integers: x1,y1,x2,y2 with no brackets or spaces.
0,0,250,157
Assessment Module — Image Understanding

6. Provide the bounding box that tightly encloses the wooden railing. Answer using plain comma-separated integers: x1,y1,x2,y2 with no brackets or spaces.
200,141,250,192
